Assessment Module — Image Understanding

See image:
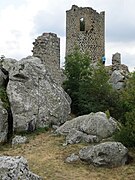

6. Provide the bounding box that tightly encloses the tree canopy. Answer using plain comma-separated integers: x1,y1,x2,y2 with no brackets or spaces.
63,49,118,116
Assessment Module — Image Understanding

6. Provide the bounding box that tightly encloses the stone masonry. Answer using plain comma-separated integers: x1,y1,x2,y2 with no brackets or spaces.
66,5,105,63
108,52,129,90
32,33,62,85
112,52,121,71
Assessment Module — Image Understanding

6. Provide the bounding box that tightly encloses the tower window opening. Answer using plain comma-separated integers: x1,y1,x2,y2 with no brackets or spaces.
80,17,85,31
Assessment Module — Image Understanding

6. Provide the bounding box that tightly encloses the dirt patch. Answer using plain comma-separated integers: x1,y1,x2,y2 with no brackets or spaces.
0,131,135,180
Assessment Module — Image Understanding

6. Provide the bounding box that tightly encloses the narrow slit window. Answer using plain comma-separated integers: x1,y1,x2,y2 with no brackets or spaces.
80,17,85,31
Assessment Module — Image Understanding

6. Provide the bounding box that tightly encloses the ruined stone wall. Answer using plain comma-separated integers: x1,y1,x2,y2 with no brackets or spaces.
66,5,105,63
112,52,121,71
108,52,129,90
32,33,61,85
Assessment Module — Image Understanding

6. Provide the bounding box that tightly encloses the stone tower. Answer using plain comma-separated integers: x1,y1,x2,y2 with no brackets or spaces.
66,5,105,63
32,33,61,85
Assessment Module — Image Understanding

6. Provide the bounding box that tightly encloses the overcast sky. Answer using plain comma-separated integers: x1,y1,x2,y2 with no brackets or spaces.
0,0,135,71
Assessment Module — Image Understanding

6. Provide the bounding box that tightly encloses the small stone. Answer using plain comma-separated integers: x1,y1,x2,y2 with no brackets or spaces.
65,153,79,163
66,129,84,144
12,135,28,146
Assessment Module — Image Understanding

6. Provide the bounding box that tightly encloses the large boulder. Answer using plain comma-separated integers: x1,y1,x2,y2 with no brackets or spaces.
5,56,70,132
79,142,128,167
0,156,42,179
56,112,117,141
0,99,8,143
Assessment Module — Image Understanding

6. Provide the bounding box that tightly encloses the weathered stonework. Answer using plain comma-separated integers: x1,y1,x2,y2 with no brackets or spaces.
112,52,121,71
32,33,62,85
66,5,105,63
108,52,129,90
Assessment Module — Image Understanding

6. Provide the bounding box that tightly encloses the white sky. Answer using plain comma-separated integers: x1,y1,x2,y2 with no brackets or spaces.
0,0,135,71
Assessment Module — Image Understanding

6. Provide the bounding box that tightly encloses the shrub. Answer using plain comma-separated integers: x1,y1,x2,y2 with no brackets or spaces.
114,71,135,147
114,126,135,147
63,49,119,117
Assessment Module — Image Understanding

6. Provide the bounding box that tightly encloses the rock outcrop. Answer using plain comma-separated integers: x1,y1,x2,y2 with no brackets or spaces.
0,56,71,135
6,56,70,132
79,142,128,167
0,156,42,179
56,112,117,144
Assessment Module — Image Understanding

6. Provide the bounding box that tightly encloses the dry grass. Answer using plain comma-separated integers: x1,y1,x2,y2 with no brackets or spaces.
0,130,135,180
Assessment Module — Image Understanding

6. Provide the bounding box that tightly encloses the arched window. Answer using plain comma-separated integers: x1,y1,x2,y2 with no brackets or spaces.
80,17,85,31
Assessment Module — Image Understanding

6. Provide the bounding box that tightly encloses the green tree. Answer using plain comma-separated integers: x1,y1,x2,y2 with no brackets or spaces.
63,48,92,114
114,72,135,147
63,49,119,116
78,62,118,115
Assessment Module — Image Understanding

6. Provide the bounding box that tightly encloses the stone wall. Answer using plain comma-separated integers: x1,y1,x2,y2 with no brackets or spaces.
66,5,105,63
109,52,129,90
32,33,62,85
112,52,121,71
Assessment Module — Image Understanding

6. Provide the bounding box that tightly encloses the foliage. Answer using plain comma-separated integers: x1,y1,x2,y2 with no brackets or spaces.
63,49,119,116
63,48,92,114
78,62,119,115
105,110,110,119
114,72,135,147
114,126,135,147
0,87,10,110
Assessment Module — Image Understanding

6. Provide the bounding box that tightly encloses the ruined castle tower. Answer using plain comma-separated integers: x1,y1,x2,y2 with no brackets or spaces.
66,5,105,63
32,33,62,85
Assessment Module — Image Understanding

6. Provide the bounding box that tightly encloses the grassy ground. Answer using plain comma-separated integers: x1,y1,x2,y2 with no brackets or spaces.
0,130,135,180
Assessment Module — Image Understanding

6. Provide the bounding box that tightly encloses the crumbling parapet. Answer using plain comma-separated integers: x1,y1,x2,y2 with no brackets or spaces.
109,52,129,90
112,52,121,71
66,5,105,63
32,33,62,85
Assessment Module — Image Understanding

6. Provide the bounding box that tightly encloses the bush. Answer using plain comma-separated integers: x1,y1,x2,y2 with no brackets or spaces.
114,126,135,147
63,49,119,116
114,71,135,147
63,48,92,114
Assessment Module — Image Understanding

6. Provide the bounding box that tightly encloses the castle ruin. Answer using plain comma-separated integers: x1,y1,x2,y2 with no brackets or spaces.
32,33,62,85
66,5,105,63
32,5,105,85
